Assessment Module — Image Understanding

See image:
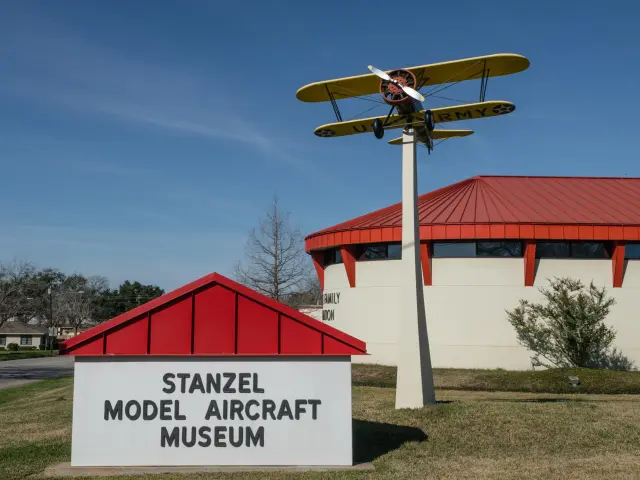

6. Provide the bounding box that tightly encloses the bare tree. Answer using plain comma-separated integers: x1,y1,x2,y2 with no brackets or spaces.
57,290,94,335
0,260,36,327
235,197,312,302
285,276,323,308
56,274,109,335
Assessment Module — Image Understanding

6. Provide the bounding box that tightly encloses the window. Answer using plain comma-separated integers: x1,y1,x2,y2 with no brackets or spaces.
0,336,5,346
323,248,343,265
571,242,608,258
433,241,523,258
476,241,523,257
536,241,609,259
360,244,386,260
20,335,32,346
625,243,640,259
433,241,476,258
536,242,570,258
358,243,402,261
387,244,402,260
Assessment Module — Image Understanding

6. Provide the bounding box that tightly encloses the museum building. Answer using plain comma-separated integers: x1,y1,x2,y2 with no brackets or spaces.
305,175,640,370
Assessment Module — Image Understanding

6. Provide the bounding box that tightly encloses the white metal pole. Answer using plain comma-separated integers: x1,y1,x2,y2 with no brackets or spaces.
395,128,437,408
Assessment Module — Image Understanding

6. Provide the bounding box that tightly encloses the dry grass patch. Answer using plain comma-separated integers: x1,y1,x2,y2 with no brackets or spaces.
0,377,73,450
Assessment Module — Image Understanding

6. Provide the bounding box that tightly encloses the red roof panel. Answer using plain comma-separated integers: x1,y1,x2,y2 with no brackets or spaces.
60,273,366,357
306,176,640,250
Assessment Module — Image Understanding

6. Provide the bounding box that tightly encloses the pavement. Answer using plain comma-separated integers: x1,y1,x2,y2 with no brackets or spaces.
0,355,74,389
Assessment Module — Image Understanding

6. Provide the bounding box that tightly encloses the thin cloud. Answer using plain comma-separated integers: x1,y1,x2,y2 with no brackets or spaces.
0,15,314,171
59,156,260,218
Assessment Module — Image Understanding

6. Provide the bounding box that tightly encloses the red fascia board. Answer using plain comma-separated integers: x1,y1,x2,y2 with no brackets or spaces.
60,272,366,356
305,224,640,252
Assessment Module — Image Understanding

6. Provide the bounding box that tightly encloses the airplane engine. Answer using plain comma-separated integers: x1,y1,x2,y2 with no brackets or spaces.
379,69,418,107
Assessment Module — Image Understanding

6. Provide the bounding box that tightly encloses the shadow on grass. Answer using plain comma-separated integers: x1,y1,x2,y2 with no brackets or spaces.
487,397,587,404
353,419,427,464
515,397,585,403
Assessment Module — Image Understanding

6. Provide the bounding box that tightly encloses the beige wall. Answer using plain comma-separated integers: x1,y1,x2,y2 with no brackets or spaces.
298,307,323,322
321,258,640,370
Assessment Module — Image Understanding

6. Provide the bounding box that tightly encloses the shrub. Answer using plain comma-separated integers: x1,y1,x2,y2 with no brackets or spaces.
7,343,19,352
18,346,37,351
506,276,635,371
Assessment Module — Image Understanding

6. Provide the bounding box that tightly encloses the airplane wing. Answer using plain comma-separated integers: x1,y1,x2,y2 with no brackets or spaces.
297,54,529,102
313,101,515,138
430,101,515,123
387,130,474,145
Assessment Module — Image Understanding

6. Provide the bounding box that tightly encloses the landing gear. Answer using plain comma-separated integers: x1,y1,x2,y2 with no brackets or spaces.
372,118,384,139
424,110,435,132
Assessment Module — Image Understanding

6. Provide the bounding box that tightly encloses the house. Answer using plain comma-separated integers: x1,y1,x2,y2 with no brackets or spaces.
0,321,49,349
56,323,93,340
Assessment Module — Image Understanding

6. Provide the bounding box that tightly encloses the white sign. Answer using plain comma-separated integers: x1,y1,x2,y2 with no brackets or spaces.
71,357,353,466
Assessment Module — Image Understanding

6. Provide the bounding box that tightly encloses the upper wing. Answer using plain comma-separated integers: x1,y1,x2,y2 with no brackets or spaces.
387,130,474,145
313,101,515,138
297,53,529,103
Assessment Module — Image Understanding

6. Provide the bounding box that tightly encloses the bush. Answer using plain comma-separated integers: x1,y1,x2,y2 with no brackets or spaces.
7,343,19,351
506,277,635,371
0,346,5,351
18,346,37,351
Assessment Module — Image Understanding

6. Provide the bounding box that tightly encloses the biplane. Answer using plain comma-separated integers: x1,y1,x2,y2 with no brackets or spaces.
296,53,529,153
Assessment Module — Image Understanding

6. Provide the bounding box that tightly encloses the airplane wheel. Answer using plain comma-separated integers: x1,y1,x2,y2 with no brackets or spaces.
424,110,435,132
372,118,384,139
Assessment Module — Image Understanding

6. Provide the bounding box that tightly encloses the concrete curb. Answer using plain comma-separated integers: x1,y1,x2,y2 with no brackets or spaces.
44,462,375,477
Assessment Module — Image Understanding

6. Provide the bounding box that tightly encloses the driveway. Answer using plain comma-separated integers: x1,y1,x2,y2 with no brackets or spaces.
0,356,74,389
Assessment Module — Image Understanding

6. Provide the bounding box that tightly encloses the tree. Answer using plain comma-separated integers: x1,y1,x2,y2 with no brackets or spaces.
284,276,322,308
56,274,109,334
0,260,36,327
506,276,634,370
94,281,164,322
235,197,313,302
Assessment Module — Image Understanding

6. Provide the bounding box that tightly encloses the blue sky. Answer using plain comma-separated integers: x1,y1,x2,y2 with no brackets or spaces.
1,1,639,290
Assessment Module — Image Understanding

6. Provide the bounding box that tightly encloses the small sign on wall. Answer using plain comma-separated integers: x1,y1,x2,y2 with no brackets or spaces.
322,292,340,322
71,357,353,467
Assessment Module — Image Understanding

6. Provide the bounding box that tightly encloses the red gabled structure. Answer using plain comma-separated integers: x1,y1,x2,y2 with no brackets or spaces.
59,273,366,357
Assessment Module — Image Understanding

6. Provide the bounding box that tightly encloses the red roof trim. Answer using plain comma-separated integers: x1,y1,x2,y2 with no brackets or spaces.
306,224,640,252
60,273,366,356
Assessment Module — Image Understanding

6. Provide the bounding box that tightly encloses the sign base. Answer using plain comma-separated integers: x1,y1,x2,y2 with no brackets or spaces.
45,462,375,477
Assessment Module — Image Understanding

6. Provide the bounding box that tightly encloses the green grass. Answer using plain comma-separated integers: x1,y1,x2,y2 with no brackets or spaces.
2,370,640,479
353,364,640,394
0,350,58,361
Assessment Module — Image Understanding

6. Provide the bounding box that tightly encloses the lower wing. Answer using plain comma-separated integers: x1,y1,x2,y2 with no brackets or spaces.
387,129,474,145
313,101,515,138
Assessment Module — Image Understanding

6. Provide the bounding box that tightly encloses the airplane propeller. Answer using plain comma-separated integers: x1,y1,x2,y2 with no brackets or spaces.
368,65,425,102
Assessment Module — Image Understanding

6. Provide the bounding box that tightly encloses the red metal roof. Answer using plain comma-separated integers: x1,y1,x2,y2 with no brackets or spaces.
59,273,366,357
306,176,640,251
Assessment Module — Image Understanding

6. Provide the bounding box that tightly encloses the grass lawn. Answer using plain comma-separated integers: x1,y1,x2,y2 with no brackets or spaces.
2,369,640,480
0,350,58,361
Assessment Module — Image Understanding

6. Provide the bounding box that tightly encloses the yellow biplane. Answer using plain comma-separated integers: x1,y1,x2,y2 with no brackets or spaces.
296,53,529,153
